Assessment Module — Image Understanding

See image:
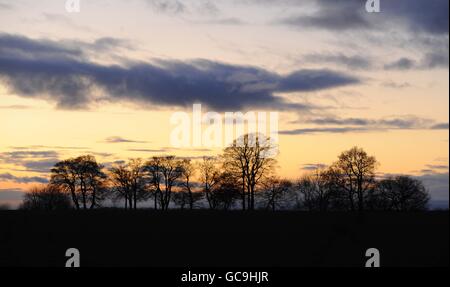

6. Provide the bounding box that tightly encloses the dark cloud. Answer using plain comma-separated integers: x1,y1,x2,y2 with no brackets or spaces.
0,151,59,160
200,17,246,25
415,172,449,201
146,0,221,16
0,105,32,109
0,33,131,62
21,160,59,173
0,34,360,111
103,136,149,144
382,81,411,89
305,116,438,129
9,145,88,150
301,163,328,171
383,0,449,35
0,150,60,173
278,0,370,31
280,127,370,135
276,0,449,35
0,173,48,184
431,123,449,130
146,0,186,14
127,148,168,153
384,52,449,70
384,58,417,70
304,53,372,70
0,2,12,10
422,51,450,69
277,69,359,93
0,189,24,207
426,164,449,170
282,116,447,135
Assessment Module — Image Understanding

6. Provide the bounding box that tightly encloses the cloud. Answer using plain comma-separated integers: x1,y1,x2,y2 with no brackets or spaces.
146,0,186,14
305,116,440,129
304,53,372,70
431,123,449,130
0,173,48,184
0,1,12,10
127,148,168,153
0,188,24,207
384,58,417,70
0,32,131,62
301,163,328,171
146,0,221,16
0,150,60,173
9,145,88,150
426,164,449,170
421,51,450,69
280,127,370,135
383,0,449,35
282,116,448,135
382,81,411,89
0,105,32,109
200,17,247,25
278,0,371,31
384,53,449,70
103,136,149,144
0,34,360,111
276,0,449,35
415,172,449,201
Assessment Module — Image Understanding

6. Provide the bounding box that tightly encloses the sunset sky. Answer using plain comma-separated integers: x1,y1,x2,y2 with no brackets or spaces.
0,0,448,208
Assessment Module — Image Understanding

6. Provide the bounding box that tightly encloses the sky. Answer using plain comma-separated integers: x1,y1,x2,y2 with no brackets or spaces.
0,0,448,208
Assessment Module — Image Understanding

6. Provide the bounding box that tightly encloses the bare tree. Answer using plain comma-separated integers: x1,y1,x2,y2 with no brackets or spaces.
109,159,147,210
262,177,292,211
329,147,378,212
20,185,72,210
222,134,277,210
367,176,430,211
179,159,197,210
51,155,107,210
199,157,220,210
214,171,241,210
145,156,183,211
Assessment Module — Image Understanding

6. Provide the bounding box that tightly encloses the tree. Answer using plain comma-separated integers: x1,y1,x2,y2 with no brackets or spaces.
295,169,333,211
109,159,147,210
50,155,107,210
199,157,220,210
0,204,11,210
222,134,277,210
262,177,292,211
214,171,241,210
179,159,198,210
20,185,72,210
330,147,378,212
367,176,430,211
145,156,183,211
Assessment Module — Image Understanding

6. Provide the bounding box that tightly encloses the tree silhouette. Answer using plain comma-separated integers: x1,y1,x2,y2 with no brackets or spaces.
145,156,183,211
13,146,432,212
179,159,197,210
20,185,72,210
222,134,277,210
109,159,147,210
367,176,430,211
262,177,292,211
50,155,107,210
199,157,220,209
296,169,335,212
328,147,378,212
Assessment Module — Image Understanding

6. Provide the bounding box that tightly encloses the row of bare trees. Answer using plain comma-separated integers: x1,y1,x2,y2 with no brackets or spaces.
20,135,430,212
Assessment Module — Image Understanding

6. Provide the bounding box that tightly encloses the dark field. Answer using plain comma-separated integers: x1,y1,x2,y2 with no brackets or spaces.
0,211,448,267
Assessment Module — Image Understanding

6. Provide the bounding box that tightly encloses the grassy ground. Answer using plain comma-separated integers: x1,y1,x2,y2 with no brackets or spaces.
0,210,448,267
